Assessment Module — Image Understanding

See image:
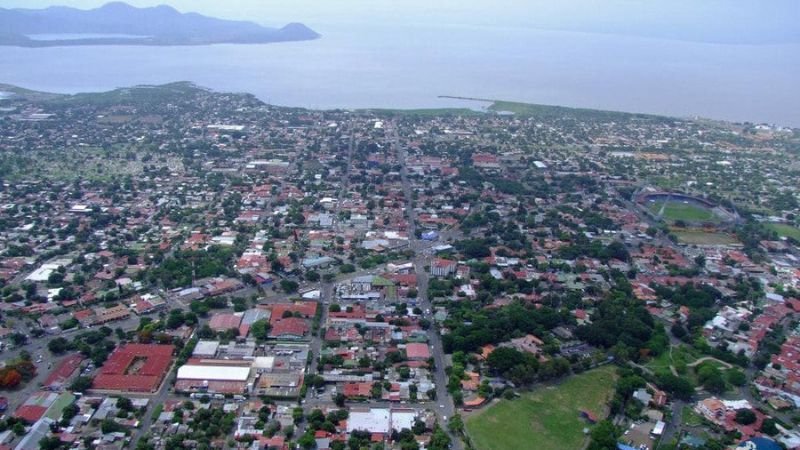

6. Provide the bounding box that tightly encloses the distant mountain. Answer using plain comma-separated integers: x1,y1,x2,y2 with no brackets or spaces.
0,2,320,47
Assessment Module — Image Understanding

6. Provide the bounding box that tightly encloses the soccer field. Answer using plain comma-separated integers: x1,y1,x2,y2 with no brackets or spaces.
648,200,716,222
465,366,617,450
767,223,800,240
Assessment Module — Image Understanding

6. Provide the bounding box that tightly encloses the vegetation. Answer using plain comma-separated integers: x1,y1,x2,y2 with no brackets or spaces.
466,366,617,450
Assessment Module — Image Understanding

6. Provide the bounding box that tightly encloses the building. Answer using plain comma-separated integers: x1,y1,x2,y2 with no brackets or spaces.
175,362,252,394
268,318,309,340
405,343,431,361
209,313,243,332
92,344,174,393
430,258,456,277
93,304,131,324
346,408,418,438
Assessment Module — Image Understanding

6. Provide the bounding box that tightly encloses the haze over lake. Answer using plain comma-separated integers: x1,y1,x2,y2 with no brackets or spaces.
1,20,798,126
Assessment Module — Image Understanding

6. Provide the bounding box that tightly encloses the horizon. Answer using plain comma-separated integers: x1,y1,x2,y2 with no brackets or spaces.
2,0,799,44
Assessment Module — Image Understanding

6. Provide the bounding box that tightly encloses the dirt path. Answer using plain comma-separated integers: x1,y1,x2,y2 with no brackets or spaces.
686,356,733,369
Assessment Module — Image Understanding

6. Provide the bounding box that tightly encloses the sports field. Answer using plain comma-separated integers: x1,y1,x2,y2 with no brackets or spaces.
648,200,716,222
465,365,617,450
672,230,738,245
766,223,800,241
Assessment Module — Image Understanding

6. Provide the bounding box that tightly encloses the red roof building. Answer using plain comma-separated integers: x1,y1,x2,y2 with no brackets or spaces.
92,344,174,392
14,405,47,423
269,301,318,325
209,313,243,332
268,318,309,339
343,382,373,398
44,354,84,389
405,343,431,361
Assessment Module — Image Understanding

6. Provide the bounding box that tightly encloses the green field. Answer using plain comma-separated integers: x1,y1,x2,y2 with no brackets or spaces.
466,366,618,450
645,345,700,376
672,230,739,246
767,223,800,240
648,200,716,222
681,406,705,427
362,107,481,117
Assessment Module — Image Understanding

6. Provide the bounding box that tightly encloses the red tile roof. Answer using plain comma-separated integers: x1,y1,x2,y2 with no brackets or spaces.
269,318,308,338
44,354,84,388
343,382,373,398
92,344,174,392
269,302,317,325
209,313,243,331
14,405,47,423
406,343,431,360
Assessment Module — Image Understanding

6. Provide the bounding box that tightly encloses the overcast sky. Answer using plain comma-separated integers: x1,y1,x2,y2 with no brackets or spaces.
1,1,798,43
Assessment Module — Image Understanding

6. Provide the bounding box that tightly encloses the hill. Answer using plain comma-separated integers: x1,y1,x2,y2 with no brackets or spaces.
0,2,320,47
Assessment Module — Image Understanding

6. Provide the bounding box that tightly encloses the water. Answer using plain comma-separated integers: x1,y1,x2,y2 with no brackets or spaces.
27,34,151,41
1,22,798,126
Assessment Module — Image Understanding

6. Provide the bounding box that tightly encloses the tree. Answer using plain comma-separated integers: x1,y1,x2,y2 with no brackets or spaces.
12,422,25,436
116,397,134,411
655,372,694,400
761,418,779,436
486,347,527,374
726,369,747,386
334,393,346,407
587,420,619,450
447,414,464,434
297,432,316,449
735,409,756,425
428,424,451,450
69,376,93,392
280,279,299,293
250,319,271,341
39,436,66,450
306,271,320,282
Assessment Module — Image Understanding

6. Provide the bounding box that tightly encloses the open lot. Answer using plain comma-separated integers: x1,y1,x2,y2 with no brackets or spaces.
649,200,716,222
672,230,739,246
465,365,617,450
766,223,800,241
646,345,700,376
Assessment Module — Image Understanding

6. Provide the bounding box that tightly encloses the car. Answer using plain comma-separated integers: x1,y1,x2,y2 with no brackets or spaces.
439,404,444,408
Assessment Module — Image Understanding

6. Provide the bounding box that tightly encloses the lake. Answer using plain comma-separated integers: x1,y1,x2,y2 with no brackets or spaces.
1,22,798,126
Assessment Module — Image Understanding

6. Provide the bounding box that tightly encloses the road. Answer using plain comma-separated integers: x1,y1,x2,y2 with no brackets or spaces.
394,123,464,450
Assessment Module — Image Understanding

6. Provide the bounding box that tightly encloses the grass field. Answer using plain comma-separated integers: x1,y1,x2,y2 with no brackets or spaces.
766,223,800,240
672,230,739,246
363,107,481,117
681,406,705,427
466,366,618,450
648,200,716,222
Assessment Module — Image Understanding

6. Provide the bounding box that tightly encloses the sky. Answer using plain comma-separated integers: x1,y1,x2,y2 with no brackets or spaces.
1,0,799,44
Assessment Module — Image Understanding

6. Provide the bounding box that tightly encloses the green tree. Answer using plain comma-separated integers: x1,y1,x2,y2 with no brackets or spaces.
69,376,93,392
587,420,619,450
448,414,464,434
250,319,271,341
735,409,756,425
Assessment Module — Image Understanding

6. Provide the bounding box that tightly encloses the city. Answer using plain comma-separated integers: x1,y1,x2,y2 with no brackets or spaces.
0,81,798,450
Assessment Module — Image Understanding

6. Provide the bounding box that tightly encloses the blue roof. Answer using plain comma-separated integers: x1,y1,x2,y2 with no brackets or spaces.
617,444,638,450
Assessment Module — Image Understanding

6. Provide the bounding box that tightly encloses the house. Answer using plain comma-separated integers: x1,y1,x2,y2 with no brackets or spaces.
405,343,431,361
268,318,309,340
343,382,373,399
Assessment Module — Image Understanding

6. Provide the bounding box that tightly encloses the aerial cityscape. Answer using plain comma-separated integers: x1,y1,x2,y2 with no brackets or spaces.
0,2,799,450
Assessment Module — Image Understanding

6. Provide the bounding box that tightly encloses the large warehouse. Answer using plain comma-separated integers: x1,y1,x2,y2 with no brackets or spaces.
174,361,253,394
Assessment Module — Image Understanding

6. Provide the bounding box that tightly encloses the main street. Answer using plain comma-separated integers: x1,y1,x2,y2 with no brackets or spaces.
394,123,464,450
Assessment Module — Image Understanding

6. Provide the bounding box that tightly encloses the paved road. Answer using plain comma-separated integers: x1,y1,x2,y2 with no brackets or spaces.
394,123,464,450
